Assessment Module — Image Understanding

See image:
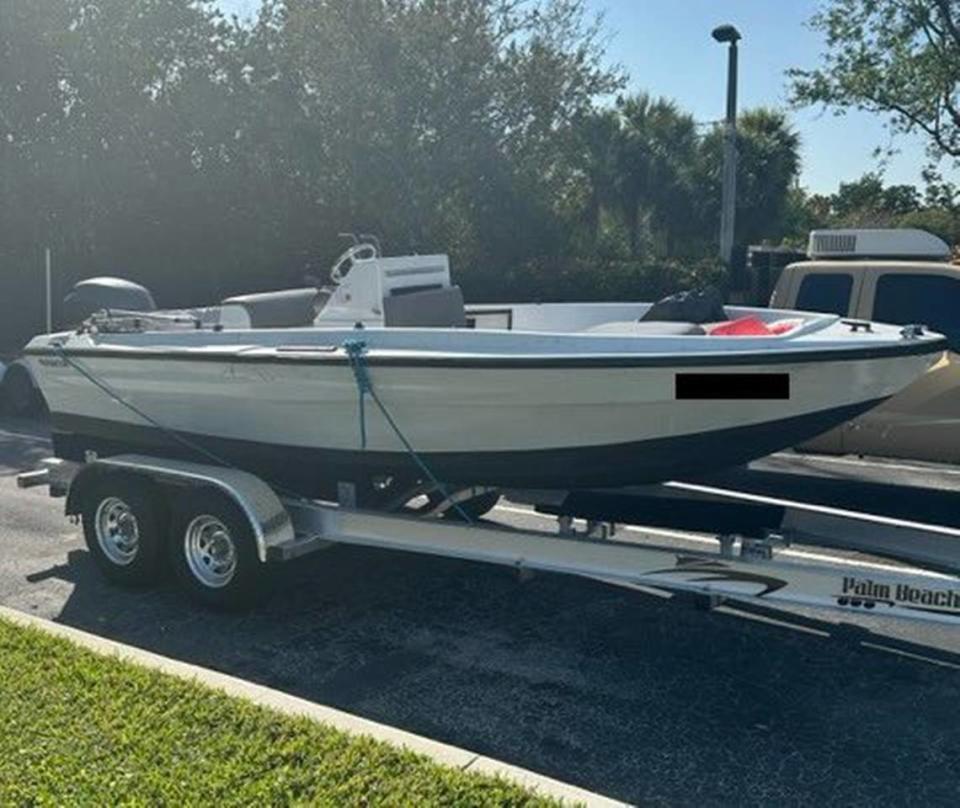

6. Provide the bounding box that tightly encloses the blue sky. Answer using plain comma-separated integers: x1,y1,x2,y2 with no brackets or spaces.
217,0,948,194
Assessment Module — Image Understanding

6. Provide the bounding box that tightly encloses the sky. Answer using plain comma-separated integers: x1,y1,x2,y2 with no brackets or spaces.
217,0,950,194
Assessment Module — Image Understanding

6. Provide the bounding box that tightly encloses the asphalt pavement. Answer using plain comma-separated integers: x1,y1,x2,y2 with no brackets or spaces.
1,415,959,806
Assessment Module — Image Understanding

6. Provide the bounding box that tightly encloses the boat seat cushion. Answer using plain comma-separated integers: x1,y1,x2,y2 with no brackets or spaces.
383,286,466,328
585,320,707,335
220,287,323,328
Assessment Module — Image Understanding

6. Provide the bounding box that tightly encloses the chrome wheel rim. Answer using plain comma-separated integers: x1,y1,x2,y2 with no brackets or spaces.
184,515,237,588
94,497,140,566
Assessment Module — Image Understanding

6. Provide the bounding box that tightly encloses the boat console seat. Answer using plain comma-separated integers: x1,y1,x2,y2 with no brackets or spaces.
585,320,707,336
220,288,327,328
383,285,467,328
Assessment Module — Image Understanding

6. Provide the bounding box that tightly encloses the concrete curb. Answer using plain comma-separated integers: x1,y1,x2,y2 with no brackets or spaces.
0,606,629,807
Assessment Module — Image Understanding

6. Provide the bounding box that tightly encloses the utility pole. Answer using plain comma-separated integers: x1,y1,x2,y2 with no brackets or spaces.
712,24,741,268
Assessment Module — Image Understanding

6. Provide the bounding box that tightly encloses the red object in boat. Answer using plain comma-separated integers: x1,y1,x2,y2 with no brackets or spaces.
768,318,803,335
708,316,772,336
708,316,803,336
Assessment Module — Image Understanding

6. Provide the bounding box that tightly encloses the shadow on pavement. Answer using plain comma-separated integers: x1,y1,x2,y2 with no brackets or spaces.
28,541,960,807
0,414,51,476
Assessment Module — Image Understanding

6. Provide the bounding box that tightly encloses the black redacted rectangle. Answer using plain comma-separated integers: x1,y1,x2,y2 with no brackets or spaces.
675,373,790,400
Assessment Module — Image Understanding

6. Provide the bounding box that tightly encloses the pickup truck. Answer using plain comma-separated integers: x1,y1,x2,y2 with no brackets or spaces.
770,228,960,464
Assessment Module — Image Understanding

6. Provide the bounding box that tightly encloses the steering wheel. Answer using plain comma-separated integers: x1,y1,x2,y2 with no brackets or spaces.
330,243,379,284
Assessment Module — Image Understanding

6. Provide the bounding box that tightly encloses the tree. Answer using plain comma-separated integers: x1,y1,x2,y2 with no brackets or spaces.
821,173,921,224
0,0,623,349
570,102,801,260
567,94,698,258
899,207,960,243
0,0,239,318
790,0,960,163
616,94,697,257
830,173,887,219
568,109,622,247
695,108,802,247
0,0,816,352
242,0,620,283
780,187,831,246
780,172,960,247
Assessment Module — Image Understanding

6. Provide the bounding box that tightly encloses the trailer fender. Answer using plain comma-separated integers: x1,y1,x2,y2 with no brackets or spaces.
65,455,295,563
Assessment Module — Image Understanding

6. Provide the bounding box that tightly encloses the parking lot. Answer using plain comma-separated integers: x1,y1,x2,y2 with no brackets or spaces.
2,414,959,806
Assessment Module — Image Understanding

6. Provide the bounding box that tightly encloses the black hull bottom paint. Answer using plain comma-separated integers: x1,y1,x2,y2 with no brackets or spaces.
50,398,887,495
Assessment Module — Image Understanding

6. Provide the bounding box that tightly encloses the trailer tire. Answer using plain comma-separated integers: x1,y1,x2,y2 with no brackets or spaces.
425,489,501,521
446,490,501,521
169,491,272,611
81,476,165,586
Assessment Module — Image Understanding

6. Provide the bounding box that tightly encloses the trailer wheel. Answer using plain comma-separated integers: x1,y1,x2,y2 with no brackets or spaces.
81,476,165,586
169,491,271,610
447,490,501,521
425,489,501,521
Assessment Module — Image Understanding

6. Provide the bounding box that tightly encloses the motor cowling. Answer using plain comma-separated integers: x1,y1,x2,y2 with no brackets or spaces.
62,277,157,325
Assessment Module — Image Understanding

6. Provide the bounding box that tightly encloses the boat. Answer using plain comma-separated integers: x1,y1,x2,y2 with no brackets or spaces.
22,244,949,496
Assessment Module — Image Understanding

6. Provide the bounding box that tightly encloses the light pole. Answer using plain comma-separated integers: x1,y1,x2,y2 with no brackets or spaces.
712,24,740,268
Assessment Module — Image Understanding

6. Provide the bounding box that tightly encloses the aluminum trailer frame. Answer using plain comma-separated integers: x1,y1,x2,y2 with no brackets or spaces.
515,478,960,575
17,454,960,624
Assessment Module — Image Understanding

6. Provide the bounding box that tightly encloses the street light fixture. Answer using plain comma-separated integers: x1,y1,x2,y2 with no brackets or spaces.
711,24,741,44
712,24,740,269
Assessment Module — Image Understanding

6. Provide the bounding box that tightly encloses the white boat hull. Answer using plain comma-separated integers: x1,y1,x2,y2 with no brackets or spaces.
26,335,943,491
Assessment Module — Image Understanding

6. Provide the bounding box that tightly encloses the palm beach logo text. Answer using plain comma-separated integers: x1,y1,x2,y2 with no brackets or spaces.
841,577,960,611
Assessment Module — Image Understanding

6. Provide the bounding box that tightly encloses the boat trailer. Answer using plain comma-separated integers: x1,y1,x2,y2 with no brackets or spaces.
17,454,960,624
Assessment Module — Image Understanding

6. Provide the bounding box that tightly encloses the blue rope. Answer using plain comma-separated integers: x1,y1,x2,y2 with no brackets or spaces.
342,339,371,448
50,343,310,503
52,338,473,521
341,339,473,523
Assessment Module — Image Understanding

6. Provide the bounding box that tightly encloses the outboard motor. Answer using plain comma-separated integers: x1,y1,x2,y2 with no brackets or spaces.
62,277,157,325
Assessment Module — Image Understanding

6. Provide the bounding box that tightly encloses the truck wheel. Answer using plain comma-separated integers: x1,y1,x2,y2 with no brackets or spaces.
81,476,165,586
169,491,271,611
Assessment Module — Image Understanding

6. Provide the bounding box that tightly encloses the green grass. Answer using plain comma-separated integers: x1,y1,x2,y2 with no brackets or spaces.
0,617,562,806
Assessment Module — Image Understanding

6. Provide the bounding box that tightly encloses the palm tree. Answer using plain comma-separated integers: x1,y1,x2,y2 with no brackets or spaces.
617,94,698,256
572,95,697,257
570,109,623,246
695,108,802,247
